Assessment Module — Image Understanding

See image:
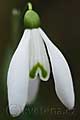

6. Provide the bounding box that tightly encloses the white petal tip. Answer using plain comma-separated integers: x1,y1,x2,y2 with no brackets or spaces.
68,105,74,110
61,94,75,110
56,88,75,110
67,99,75,110
9,104,23,117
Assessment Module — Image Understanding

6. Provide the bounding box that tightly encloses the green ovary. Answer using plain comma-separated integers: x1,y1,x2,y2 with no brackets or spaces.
29,62,48,79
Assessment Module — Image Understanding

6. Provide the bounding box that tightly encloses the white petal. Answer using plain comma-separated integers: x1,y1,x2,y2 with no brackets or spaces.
39,28,75,110
27,77,40,104
7,30,30,117
29,29,50,81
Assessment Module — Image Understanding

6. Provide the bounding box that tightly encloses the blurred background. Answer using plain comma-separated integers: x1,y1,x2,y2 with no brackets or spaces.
0,0,80,120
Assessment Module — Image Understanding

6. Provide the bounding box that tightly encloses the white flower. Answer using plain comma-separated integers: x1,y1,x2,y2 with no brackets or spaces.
7,2,75,117
7,28,75,117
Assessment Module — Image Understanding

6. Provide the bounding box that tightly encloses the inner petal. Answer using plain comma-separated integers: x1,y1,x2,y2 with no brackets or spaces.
29,29,50,81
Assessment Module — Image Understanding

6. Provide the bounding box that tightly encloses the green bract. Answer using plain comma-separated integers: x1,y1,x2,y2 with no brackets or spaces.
24,3,40,29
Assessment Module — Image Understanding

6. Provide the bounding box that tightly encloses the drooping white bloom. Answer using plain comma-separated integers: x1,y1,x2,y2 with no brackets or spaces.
7,28,75,117
7,2,75,117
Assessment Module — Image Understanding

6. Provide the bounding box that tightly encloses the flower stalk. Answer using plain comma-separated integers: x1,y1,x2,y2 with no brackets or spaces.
28,2,32,10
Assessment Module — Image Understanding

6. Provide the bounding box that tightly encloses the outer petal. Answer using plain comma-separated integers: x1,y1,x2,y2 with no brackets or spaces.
7,30,30,117
39,28,75,110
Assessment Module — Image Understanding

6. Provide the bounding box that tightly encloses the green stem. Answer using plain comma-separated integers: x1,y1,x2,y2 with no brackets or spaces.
28,2,32,10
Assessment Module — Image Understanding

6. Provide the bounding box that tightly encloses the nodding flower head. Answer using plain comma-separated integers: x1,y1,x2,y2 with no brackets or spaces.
7,2,75,117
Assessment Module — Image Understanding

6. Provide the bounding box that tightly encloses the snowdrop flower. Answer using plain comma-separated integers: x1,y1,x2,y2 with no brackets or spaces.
7,3,75,117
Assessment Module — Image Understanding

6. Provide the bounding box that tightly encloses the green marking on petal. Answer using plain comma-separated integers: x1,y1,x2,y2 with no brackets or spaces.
29,62,48,79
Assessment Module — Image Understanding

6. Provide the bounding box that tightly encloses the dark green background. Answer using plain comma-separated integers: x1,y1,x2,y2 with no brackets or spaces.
0,0,80,120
